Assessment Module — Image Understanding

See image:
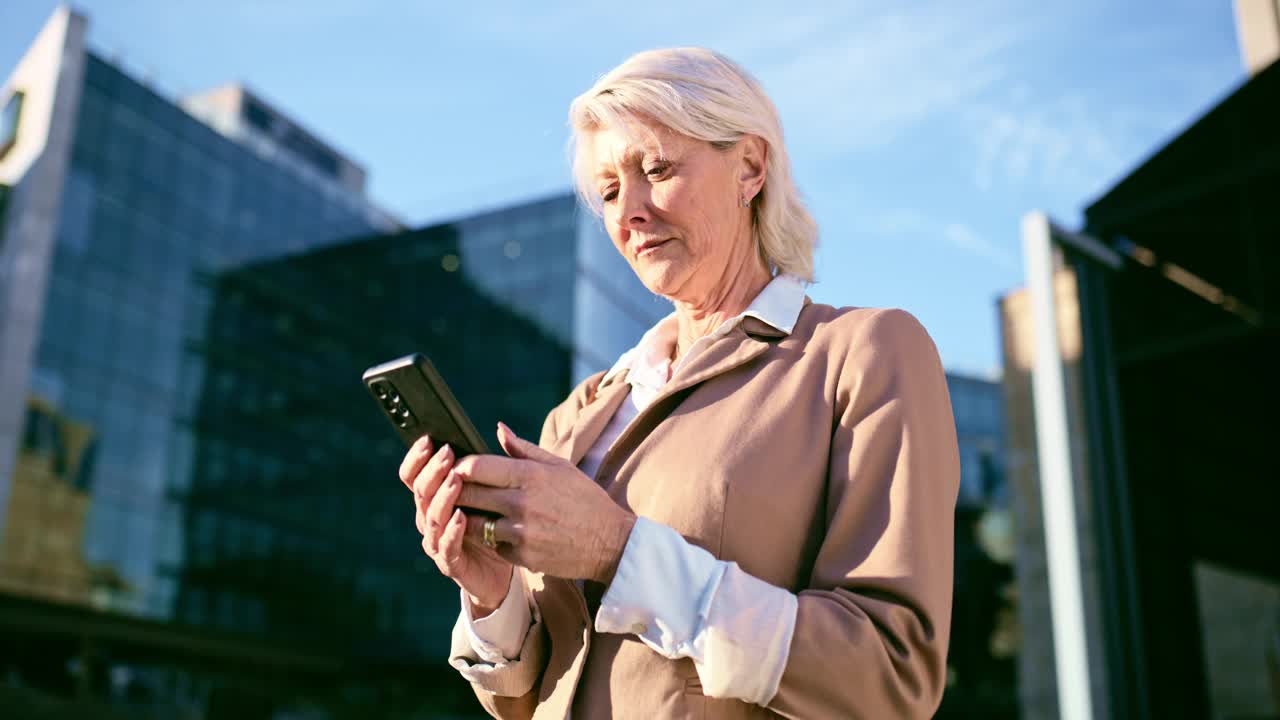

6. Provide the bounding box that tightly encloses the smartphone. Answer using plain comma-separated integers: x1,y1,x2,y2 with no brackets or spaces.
362,353,490,456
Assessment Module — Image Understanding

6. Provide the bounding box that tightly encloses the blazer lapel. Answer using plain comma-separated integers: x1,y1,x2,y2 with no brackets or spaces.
590,320,783,484
655,318,783,403
568,315,792,475
566,373,632,466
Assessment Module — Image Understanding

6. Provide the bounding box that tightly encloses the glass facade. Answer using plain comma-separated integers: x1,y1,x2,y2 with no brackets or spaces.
175,221,571,656
10,53,388,618
938,373,1016,719
0,47,575,717
454,194,579,351
572,213,671,382
947,373,1007,508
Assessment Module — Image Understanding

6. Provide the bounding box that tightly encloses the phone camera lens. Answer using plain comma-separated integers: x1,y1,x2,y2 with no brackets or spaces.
391,394,401,405
373,382,389,399
400,407,410,418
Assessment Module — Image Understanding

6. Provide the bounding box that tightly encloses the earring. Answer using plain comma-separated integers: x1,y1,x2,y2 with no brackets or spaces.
740,195,751,208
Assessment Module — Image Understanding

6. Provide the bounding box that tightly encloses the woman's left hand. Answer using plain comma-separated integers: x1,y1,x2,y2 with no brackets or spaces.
453,422,637,584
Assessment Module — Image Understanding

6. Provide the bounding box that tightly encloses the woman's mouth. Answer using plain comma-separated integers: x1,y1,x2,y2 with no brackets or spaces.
636,238,673,257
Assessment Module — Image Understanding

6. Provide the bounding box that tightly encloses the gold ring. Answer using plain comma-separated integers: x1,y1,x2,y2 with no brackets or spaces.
483,517,498,548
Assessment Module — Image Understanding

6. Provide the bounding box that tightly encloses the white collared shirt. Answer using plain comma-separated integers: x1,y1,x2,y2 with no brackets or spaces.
463,274,806,705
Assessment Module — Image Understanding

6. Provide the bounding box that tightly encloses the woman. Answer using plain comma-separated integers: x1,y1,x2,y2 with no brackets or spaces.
400,48,959,719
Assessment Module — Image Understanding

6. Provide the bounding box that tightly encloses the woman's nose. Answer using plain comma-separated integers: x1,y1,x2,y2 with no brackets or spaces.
616,183,651,229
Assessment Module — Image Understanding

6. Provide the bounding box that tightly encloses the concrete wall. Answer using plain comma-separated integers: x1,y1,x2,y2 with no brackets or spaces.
1235,0,1280,75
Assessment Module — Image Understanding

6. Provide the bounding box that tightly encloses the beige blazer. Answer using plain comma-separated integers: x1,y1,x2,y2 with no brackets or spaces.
450,302,960,719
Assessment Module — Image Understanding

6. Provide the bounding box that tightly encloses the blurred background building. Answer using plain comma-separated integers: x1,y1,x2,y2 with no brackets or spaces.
1003,3,1280,718
938,373,1018,719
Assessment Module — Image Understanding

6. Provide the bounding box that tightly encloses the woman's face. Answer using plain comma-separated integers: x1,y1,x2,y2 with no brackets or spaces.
586,117,763,305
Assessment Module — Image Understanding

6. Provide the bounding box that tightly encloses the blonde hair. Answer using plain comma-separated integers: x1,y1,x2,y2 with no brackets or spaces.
568,48,817,282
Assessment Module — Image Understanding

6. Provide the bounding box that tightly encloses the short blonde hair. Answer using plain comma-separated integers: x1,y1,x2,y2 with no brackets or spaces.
569,48,817,282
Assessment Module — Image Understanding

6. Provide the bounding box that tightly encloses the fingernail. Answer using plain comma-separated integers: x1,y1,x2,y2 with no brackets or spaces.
441,444,452,458
416,435,431,448
448,472,460,489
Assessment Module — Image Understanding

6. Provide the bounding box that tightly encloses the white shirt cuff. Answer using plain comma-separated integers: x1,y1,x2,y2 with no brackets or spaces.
594,517,798,705
461,568,532,663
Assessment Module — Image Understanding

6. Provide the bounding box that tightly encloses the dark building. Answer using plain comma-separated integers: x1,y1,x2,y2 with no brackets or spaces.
170,222,572,713
1002,42,1280,720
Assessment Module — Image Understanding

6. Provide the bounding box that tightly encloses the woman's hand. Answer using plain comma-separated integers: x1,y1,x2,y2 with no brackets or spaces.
453,422,637,584
399,436,513,615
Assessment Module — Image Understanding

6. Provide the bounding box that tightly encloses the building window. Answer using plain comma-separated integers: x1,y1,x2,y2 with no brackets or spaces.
0,90,24,161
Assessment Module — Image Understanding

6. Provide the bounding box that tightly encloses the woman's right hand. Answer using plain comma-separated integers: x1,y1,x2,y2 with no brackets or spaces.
400,436,514,616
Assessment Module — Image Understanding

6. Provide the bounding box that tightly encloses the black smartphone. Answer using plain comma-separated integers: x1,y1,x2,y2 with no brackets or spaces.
362,353,490,456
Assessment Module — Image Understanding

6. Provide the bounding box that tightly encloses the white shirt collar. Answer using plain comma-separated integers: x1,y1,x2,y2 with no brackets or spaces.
602,274,809,388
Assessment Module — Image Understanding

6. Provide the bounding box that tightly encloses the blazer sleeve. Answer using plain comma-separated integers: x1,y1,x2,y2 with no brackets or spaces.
766,308,960,719
448,604,545,719
446,372,605,719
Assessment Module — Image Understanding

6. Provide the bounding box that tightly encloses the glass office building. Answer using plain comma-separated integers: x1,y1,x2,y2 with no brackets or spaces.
0,9,395,618
946,373,1008,509
937,372,1016,719
0,9,573,718
170,222,573,712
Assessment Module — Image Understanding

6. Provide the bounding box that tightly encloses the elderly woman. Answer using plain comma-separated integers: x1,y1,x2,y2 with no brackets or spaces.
400,48,959,719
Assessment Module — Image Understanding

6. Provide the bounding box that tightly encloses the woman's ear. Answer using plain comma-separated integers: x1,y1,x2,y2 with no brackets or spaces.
738,135,768,201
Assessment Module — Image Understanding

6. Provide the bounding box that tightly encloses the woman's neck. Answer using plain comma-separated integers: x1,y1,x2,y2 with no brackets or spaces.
672,258,772,363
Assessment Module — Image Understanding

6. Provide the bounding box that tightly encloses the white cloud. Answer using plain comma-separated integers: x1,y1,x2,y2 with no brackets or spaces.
731,2,1038,153
964,9,1241,197
969,91,1185,195
861,208,1015,269
941,221,1016,269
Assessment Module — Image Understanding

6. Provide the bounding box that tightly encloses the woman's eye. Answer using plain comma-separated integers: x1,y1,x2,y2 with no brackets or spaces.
601,189,618,202
644,163,671,178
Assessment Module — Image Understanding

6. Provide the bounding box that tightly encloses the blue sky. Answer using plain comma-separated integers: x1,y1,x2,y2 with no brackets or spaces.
2,1,1245,376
